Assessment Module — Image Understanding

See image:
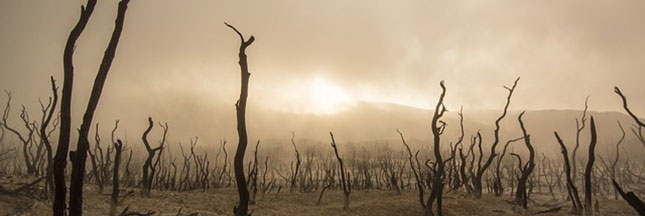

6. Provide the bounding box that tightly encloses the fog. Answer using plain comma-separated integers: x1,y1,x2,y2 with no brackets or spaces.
0,0,644,147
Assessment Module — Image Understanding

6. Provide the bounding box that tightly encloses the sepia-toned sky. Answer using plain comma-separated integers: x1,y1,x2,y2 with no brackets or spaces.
0,0,644,134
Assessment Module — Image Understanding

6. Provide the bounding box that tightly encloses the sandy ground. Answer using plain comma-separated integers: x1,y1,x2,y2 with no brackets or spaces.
0,183,640,216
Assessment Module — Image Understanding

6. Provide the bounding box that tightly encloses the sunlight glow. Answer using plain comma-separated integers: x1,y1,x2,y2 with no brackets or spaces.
307,77,354,114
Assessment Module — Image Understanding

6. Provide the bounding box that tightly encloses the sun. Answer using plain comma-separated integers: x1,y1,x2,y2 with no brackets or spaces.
307,77,354,114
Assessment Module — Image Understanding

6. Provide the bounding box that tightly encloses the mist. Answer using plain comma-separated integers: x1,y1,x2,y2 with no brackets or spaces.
0,1,644,215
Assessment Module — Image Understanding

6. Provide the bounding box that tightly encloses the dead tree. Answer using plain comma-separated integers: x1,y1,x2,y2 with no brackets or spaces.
52,0,99,214
216,140,229,187
459,136,476,194
474,77,519,198
316,168,335,205
289,132,301,192
249,141,260,203
1,92,38,175
225,22,255,216
615,87,644,128
612,86,645,214
554,131,583,214
88,123,105,194
493,137,523,196
0,133,13,163
40,77,59,198
425,80,447,216
398,129,425,208
515,111,535,209
610,121,625,199
572,97,589,184
0,177,44,198
67,1,132,215
124,149,134,187
329,132,351,210
541,153,557,200
110,140,124,216
615,87,645,148
178,141,194,192
0,127,11,163
141,117,166,197
612,179,645,215
447,107,465,191
584,117,597,216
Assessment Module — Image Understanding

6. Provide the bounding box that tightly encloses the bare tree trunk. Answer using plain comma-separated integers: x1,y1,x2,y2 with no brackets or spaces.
290,132,301,192
612,179,645,215
140,117,165,197
611,86,645,215
52,0,98,215
424,81,447,216
329,132,351,210
474,77,519,198
398,129,425,208
555,131,583,214
40,77,58,199
515,111,535,209
584,117,597,216
250,141,260,203
494,137,522,196
572,97,589,185
68,1,131,215
225,23,255,216
611,121,625,200
614,87,645,128
109,140,123,216
1,92,37,175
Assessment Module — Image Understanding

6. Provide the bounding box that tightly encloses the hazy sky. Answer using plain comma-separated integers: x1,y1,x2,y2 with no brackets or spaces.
1,0,644,120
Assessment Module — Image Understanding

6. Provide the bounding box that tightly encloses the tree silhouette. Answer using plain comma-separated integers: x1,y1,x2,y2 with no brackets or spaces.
53,0,132,215
226,22,255,216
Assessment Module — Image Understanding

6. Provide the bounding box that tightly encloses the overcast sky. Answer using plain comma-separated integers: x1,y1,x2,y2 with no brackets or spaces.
1,0,644,120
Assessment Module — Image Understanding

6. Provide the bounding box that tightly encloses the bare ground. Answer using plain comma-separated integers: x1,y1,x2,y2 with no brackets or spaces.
0,183,640,216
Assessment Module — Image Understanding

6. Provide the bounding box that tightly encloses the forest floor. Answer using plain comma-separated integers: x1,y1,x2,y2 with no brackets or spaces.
0,176,639,215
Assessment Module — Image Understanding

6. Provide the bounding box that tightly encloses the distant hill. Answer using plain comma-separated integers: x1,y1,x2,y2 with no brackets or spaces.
94,99,644,158
247,102,643,154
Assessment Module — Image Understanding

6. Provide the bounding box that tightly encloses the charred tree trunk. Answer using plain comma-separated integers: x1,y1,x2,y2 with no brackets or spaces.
329,132,351,210
450,109,465,191
572,97,589,185
249,141,260,203
67,1,131,215
1,92,37,175
612,87,645,215
612,179,645,215
424,81,447,216
225,23,255,216
494,137,522,196
474,77,519,198
584,117,597,216
290,132,301,192
398,129,425,208
89,124,104,194
554,131,583,214
40,77,58,198
515,111,535,209
611,121,625,199
109,140,123,216
53,0,96,215
140,117,164,197
614,87,645,128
